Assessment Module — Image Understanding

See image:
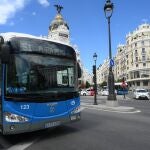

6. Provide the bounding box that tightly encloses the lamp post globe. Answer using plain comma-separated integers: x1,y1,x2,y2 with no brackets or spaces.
93,52,97,105
104,0,117,105
104,0,114,19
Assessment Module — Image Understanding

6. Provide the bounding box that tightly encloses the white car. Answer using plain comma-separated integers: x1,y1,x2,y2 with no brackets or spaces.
101,89,117,96
80,89,95,96
101,89,109,96
133,89,150,100
80,90,87,96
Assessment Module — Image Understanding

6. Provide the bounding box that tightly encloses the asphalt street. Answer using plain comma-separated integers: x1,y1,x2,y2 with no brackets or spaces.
0,95,150,150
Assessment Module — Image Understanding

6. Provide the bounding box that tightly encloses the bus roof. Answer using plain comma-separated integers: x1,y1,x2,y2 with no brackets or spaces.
0,32,72,48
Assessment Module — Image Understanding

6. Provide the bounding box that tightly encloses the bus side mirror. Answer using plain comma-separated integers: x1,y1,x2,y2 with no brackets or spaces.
1,44,10,64
77,63,82,78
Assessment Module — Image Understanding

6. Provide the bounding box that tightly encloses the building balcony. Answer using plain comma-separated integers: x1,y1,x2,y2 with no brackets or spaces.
128,67,150,72
127,77,150,82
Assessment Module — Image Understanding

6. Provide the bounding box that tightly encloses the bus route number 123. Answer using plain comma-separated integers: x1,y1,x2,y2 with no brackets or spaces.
21,105,30,110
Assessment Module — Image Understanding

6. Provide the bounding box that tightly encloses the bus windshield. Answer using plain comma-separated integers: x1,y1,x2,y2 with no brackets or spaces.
6,54,76,96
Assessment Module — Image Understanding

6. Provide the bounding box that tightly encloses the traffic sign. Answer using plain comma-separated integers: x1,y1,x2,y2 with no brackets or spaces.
109,59,114,67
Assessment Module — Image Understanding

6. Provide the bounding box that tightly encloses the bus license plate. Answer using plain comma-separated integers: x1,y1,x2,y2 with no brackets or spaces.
70,115,77,121
45,121,60,128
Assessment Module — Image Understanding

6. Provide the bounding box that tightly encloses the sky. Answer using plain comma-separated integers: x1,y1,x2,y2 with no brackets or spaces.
0,0,150,73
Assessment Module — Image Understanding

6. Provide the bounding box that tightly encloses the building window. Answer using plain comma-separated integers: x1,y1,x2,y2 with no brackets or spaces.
141,41,144,46
143,63,146,67
135,57,138,62
137,82,140,86
136,71,140,78
142,48,145,54
143,81,148,86
135,50,138,55
142,56,146,61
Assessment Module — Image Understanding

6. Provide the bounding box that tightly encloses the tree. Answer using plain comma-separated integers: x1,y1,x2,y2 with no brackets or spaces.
85,81,90,88
100,81,107,87
116,78,122,82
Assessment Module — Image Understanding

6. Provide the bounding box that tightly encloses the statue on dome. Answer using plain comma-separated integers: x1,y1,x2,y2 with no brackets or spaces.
54,5,63,14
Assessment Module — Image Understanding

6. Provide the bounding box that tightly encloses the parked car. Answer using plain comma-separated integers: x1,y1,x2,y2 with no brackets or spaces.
80,89,95,96
101,89,109,96
101,89,117,96
133,89,150,100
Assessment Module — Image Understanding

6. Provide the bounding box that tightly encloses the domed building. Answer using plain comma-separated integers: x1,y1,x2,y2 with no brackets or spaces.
48,5,70,45
47,5,92,87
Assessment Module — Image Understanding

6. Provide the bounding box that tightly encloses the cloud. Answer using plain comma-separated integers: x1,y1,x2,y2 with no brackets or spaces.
0,0,28,25
38,0,50,7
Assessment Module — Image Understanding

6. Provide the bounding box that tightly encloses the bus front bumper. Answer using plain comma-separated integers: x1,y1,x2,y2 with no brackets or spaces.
2,113,81,135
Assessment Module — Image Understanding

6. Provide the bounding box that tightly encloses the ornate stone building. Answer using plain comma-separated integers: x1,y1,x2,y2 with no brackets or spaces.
97,23,150,90
97,59,109,84
125,23,150,89
48,6,70,45
114,44,126,81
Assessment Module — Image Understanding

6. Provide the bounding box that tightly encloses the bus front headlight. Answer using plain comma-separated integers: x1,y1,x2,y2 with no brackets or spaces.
5,112,29,123
71,105,81,114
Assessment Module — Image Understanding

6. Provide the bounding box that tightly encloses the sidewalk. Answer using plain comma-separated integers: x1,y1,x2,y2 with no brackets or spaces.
80,96,141,113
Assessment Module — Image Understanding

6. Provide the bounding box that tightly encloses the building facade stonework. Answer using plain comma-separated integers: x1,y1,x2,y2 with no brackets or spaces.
125,24,150,89
97,59,109,84
48,10,70,45
97,23,150,90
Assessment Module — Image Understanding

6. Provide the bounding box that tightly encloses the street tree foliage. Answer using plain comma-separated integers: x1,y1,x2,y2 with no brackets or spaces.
100,81,107,87
86,81,90,88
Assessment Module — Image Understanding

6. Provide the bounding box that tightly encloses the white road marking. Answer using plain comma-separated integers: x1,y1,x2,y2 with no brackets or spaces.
7,141,35,150
85,106,141,114
81,103,141,114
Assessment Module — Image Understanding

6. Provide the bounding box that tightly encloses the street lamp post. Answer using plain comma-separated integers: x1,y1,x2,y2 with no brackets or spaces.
104,0,117,105
93,53,98,105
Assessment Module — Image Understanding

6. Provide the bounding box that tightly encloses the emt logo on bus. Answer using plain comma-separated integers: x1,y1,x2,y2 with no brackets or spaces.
71,100,75,106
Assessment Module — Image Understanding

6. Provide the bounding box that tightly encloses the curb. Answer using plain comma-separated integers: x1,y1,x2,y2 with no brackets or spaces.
81,103,141,113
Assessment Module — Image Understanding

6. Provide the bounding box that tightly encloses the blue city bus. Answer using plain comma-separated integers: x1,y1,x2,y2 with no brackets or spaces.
0,33,81,135
115,82,128,95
